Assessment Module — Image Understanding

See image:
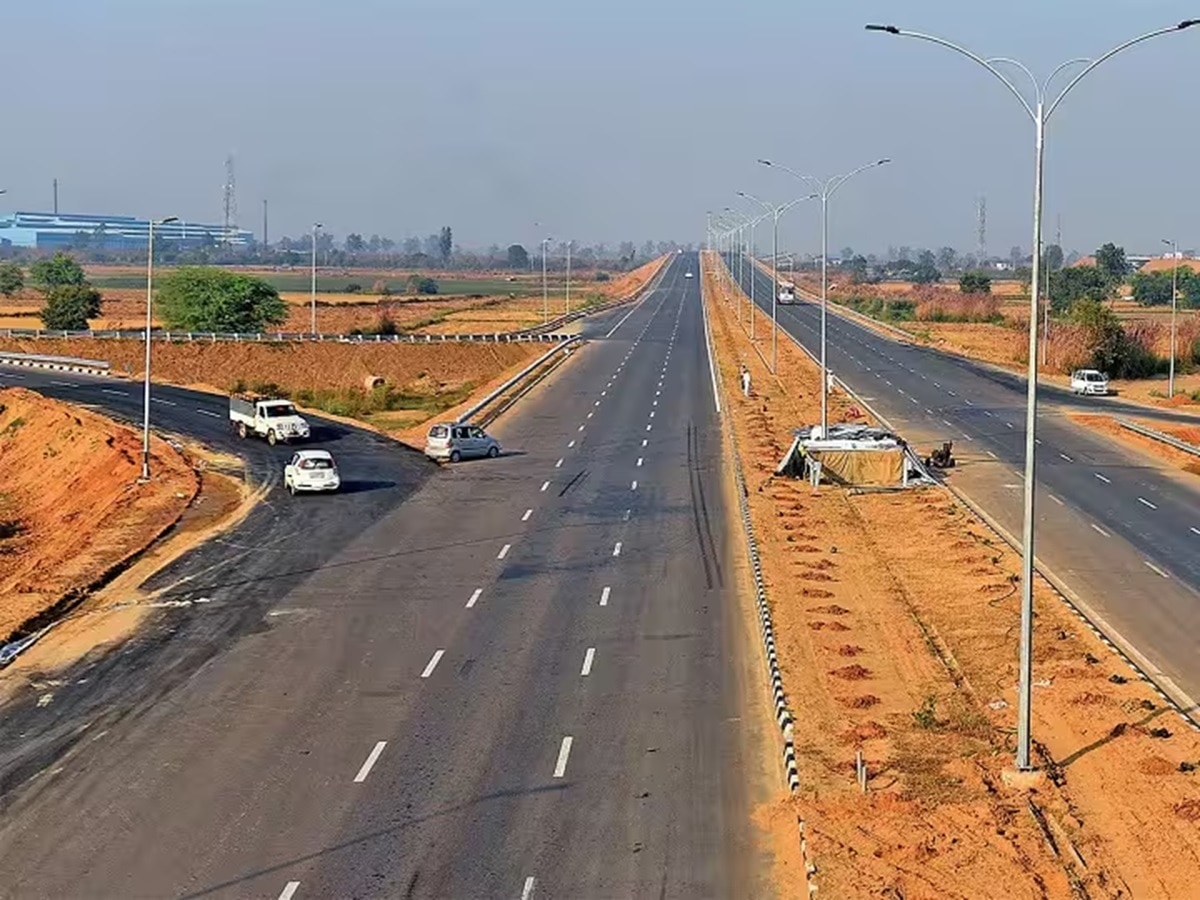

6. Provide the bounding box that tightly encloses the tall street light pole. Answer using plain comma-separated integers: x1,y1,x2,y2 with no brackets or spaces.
1164,238,1180,398
310,222,323,336
740,191,818,373
541,236,553,325
759,157,891,433
867,16,1199,773
142,216,179,481
565,240,573,315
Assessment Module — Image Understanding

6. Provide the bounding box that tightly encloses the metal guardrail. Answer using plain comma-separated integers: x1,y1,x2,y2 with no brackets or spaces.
1116,417,1200,458
0,327,573,345
454,337,582,424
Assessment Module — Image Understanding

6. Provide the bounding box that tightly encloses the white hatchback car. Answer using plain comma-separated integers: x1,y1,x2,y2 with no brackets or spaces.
284,449,341,494
1070,369,1109,396
425,423,501,462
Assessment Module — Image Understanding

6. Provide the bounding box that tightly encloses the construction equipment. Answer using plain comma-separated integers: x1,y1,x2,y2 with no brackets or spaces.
926,441,955,469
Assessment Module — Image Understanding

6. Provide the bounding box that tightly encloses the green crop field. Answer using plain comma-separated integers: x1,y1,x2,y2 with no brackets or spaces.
88,271,546,296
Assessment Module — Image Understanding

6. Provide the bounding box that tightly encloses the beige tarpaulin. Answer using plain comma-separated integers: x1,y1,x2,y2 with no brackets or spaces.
810,448,905,486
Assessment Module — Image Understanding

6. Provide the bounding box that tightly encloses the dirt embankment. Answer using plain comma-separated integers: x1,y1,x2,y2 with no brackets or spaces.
1070,414,1200,477
0,388,197,643
703,253,1200,899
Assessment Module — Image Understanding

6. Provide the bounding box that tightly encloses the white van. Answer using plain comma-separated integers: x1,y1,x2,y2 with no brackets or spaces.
1070,369,1109,396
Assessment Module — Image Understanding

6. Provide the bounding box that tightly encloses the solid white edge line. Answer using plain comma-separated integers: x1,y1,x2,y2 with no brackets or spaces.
498,543,511,559
521,876,536,900
581,647,595,676
467,588,483,608
353,741,387,783
278,881,301,900
600,586,610,606
699,271,722,414
553,736,574,778
420,649,445,678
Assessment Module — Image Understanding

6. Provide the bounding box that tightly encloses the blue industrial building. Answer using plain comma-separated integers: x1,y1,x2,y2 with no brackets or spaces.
0,211,254,250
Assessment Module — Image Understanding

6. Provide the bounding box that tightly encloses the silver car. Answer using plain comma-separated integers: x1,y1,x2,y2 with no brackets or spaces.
426,422,501,463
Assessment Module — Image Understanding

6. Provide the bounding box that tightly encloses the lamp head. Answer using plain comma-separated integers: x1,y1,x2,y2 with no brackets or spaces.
161,216,179,225
865,24,900,34
757,159,773,167
1178,19,1199,29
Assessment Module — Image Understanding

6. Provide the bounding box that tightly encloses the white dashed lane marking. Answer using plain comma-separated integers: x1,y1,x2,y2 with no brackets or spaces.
1145,560,1169,578
1091,524,1109,537
466,588,482,608
420,650,445,678
522,509,532,522
636,458,643,467
278,882,301,900
613,542,622,557
600,586,610,606
581,648,595,677
555,459,564,468
196,409,221,418
353,741,387,783
553,736,574,778
522,877,536,900
1138,497,1158,510
1094,473,1110,484
497,543,512,560
540,481,550,492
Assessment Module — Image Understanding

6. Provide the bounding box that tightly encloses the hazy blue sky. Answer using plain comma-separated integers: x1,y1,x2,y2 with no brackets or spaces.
3,0,1197,256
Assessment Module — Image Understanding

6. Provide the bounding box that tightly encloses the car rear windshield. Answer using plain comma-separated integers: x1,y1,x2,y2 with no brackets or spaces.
264,404,297,417
429,425,449,439
299,458,334,469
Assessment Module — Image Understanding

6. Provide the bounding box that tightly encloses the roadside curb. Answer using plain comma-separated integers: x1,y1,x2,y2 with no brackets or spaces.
700,254,818,897
0,352,110,377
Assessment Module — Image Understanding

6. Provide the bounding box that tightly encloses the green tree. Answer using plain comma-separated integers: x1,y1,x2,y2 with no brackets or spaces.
1043,243,1064,272
345,233,365,253
29,252,86,290
1095,242,1131,285
844,255,869,284
155,267,287,333
0,262,24,297
1049,266,1111,312
959,272,992,294
40,284,102,330
912,261,941,284
936,246,958,272
1130,270,1176,306
439,226,453,265
506,244,530,270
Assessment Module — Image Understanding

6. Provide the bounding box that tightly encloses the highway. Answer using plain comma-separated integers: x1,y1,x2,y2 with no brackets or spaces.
728,255,1200,709
0,254,772,899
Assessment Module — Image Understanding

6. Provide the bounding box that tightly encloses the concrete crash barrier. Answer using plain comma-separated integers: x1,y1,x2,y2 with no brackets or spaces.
0,351,111,376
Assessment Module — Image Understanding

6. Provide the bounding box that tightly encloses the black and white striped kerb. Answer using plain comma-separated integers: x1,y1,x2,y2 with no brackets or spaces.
0,356,109,376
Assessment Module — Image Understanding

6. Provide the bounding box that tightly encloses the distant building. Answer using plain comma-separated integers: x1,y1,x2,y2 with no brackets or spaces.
0,211,254,251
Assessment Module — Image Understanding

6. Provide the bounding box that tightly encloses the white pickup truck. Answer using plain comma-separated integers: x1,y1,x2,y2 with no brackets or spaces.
229,395,311,445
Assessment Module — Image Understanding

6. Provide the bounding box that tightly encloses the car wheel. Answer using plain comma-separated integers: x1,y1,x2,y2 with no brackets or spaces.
267,430,277,446
488,445,499,458
238,421,247,439
449,450,461,463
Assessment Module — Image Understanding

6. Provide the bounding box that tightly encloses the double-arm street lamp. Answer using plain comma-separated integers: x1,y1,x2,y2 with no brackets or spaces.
738,191,818,373
142,215,179,480
540,236,554,325
310,222,323,336
866,16,1199,772
758,157,891,432
1163,238,1180,398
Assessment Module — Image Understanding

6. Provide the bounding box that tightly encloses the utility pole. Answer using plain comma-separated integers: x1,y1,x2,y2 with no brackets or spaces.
262,199,269,250
53,178,59,215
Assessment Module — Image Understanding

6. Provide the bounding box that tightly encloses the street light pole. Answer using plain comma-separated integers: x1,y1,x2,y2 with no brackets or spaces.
759,157,891,433
310,222,323,336
142,215,178,481
1164,238,1179,398
565,240,573,315
541,236,553,325
740,191,819,373
867,16,1199,772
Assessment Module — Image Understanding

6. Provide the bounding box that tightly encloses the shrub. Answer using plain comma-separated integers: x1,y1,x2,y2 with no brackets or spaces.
345,282,363,294
595,272,611,282
405,274,439,295
959,271,992,295
40,284,102,330
373,279,392,297
0,262,24,298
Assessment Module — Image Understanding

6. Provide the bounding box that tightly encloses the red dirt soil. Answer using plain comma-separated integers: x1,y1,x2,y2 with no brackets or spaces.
0,388,197,641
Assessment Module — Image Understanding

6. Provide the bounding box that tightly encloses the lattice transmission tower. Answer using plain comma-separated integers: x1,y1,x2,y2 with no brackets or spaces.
222,154,238,245
976,195,987,265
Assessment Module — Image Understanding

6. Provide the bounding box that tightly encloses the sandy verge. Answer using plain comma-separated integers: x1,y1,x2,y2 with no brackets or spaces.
1069,414,1200,477
703,253,1200,899
0,388,198,643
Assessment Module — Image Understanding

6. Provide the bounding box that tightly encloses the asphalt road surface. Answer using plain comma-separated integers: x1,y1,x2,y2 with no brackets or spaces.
0,253,771,899
729,255,1200,707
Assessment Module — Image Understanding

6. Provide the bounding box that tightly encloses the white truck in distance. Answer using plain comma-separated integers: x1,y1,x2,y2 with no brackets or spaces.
778,281,796,303
229,395,311,445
